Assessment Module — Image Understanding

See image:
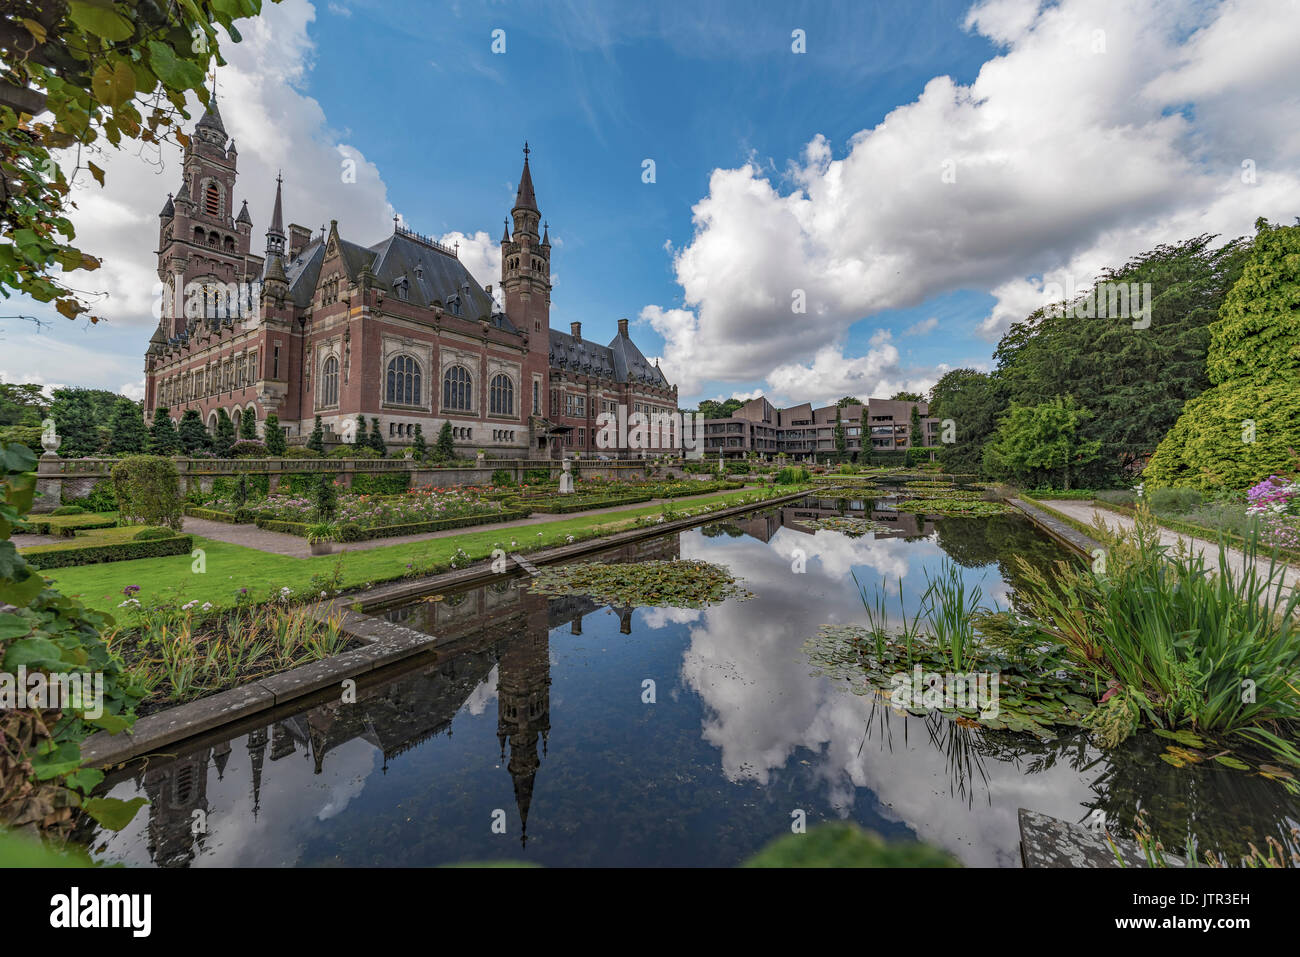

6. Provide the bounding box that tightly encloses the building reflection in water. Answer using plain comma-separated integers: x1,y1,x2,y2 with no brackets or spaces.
109,533,679,866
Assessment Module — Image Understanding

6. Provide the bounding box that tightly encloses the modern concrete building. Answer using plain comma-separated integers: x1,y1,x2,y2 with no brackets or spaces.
699,395,940,460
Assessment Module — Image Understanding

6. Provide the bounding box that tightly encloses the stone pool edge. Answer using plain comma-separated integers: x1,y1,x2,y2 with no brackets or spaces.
79,488,811,770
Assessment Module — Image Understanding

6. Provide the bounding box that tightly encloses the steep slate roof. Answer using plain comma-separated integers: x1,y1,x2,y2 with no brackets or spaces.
549,329,617,379
196,99,225,136
548,326,670,386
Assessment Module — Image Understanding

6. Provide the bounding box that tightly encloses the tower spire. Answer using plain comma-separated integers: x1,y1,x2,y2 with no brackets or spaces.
514,142,537,212
265,171,285,257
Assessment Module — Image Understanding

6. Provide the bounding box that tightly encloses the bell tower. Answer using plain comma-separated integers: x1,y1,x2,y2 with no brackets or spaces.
501,143,553,421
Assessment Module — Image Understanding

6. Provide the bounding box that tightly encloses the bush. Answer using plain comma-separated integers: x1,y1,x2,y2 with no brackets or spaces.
63,478,117,512
110,455,183,530
229,439,268,457
1095,490,1138,506
349,472,410,495
775,466,811,485
523,468,552,484
23,534,194,569
213,473,271,500
50,505,85,515
338,522,365,542
183,506,239,523
1147,487,1204,514
132,526,175,541
492,469,515,487
286,446,322,459
234,507,254,524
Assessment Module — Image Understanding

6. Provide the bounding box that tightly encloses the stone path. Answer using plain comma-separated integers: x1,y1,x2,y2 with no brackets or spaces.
1040,500,1300,594
12,532,60,548
182,486,761,559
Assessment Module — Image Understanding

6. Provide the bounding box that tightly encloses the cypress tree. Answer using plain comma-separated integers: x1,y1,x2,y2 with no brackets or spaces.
239,407,258,440
353,413,367,448
307,415,325,454
108,398,149,454
412,423,427,460
147,405,180,455
263,413,287,455
52,388,100,457
369,416,386,456
435,421,455,462
177,408,210,454
213,408,236,457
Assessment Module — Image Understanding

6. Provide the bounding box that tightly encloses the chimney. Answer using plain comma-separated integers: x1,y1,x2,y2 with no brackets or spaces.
570,321,582,339
617,317,629,337
287,224,311,260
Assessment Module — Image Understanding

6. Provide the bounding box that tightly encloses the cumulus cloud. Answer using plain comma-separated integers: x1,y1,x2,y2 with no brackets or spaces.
904,317,939,337
648,0,1300,398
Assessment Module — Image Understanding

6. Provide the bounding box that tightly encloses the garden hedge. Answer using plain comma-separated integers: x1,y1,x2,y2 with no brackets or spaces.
184,506,242,523
23,533,194,569
522,494,653,513
254,508,533,541
23,515,118,536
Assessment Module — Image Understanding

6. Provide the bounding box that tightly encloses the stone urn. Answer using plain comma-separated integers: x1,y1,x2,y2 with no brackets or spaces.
310,540,335,556
40,425,61,457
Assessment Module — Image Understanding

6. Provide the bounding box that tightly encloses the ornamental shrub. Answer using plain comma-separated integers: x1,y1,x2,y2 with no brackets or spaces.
110,455,184,530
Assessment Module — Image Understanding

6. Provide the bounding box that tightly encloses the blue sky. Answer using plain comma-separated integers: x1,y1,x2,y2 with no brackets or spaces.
8,0,1299,407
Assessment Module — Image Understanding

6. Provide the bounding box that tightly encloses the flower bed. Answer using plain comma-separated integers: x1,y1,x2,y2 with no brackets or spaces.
1246,475,1300,549
202,485,507,530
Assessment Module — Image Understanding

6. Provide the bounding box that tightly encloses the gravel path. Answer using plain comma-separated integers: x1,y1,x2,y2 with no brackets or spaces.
182,487,760,558
1039,500,1300,594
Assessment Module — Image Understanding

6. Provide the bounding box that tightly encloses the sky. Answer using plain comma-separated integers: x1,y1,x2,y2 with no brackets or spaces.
7,0,1300,408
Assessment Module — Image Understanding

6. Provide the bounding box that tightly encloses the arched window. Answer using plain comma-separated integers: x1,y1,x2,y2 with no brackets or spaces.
442,365,472,411
321,355,339,407
205,182,220,217
386,354,421,405
490,374,513,415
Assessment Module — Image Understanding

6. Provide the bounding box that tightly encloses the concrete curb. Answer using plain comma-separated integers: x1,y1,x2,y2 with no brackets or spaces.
1009,497,1103,559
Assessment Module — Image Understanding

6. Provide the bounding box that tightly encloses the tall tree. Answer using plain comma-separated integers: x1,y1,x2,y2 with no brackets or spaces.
353,414,368,448
50,388,101,456
1145,220,1300,490
369,417,386,456
239,408,258,440
411,423,427,460
306,415,325,454
212,408,235,457
833,407,846,458
107,398,148,454
147,406,180,455
890,391,922,402
435,421,455,462
177,409,209,455
993,233,1250,485
928,369,1005,475
263,413,286,456
983,396,1101,490
0,381,47,426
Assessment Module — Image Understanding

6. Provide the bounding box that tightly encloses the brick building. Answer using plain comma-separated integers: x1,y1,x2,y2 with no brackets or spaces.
143,102,676,458
700,395,940,459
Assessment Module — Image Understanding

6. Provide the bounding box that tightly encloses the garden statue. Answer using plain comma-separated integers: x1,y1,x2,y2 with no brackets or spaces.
559,458,575,494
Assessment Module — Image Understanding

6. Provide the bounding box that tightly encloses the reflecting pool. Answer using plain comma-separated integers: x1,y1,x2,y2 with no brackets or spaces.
85,491,1300,867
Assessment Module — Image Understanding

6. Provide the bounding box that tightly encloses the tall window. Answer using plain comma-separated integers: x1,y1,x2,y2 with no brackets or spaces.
442,365,472,411
204,182,220,217
386,354,421,405
533,380,540,416
490,374,514,415
321,356,339,407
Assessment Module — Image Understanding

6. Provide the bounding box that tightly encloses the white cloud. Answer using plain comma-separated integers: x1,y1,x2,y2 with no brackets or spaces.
904,317,939,336
648,0,1300,396
766,343,943,409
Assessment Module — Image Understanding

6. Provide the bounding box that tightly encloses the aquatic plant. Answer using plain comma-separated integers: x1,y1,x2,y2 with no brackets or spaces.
528,559,752,608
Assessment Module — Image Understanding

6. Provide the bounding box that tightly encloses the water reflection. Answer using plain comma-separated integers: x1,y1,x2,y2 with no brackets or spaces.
84,496,1299,867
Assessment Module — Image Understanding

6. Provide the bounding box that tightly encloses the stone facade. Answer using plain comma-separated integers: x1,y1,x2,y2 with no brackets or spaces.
143,107,676,459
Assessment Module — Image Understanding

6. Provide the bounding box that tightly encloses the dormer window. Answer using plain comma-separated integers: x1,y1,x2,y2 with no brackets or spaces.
394,276,409,301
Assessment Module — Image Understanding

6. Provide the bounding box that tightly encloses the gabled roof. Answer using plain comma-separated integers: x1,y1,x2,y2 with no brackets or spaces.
366,231,502,323
609,325,669,386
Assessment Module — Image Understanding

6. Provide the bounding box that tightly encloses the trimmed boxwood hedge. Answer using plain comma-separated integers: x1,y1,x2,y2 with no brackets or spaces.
522,494,653,513
24,533,194,569
253,508,532,541
184,506,241,523
24,515,119,537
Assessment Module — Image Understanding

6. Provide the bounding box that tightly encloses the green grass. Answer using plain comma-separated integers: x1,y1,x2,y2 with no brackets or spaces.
48,487,798,616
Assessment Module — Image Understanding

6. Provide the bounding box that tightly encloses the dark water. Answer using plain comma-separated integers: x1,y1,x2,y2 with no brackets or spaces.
86,491,1300,867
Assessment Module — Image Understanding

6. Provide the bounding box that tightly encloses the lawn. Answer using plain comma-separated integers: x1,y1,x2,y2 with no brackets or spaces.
48,487,794,616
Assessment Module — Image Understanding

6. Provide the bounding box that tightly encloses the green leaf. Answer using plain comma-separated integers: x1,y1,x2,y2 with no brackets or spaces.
82,796,148,832
68,1,135,42
0,612,32,640
146,40,207,92
91,61,136,108
2,636,69,671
